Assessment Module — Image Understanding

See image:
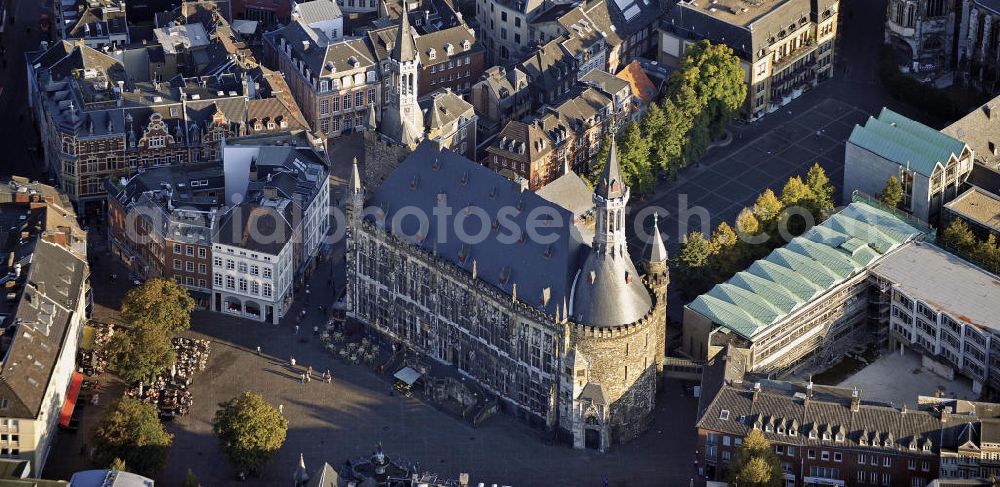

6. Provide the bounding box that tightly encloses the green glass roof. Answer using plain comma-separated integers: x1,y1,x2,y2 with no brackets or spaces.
686,202,924,339
847,107,966,178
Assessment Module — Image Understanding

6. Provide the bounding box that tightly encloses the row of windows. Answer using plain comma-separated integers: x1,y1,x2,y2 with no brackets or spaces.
213,257,272,279
173,260,208,274
214,273,273,298
174,276,207,289
319,89,377,115
173,243,208,259
429,56,472,73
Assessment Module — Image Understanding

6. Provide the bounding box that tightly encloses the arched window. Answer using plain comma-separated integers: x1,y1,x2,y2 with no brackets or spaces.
905,4,916,27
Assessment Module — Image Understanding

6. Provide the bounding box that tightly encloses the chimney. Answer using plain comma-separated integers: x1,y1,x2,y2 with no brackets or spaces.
851,387,860,412
806,377,814,398
985,104,993,119
753,382,761,401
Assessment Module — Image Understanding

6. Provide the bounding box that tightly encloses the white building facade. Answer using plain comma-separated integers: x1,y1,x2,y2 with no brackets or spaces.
213,236,294,324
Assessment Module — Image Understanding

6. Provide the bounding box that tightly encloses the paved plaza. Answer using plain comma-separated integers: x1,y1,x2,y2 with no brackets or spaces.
633,97,871,258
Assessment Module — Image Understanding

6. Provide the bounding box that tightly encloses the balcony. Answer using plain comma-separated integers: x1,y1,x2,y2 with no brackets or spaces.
772,41,818,72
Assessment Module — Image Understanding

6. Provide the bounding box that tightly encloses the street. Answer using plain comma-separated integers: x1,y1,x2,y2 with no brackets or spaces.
0,0,55,181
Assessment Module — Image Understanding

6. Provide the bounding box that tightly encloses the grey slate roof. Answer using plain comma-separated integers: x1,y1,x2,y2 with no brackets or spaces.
365,142,584,316
571,140,652,327
942,96,1000,168
698,379,942,455
215,202,295,256
536,171,594,219
0,239,87,419
294,0,344,24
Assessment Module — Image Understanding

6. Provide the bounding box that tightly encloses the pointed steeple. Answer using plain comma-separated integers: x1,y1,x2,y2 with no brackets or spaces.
595,138,625,200
349,157,363,197
645,213,668,264
390,1,417,63
293,453,309,485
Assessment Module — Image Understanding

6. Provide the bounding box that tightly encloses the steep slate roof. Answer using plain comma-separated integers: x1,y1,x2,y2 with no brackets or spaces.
365,142,584,316
536,171,594,219
849,108,968,178
390,2,418,62
687,203,924,339
0,239,87,419
491,121,553,164
942,96,1000,168
293,0,344,24
698,380,941,456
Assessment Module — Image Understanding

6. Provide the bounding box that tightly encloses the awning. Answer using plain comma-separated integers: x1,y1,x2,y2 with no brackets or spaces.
59,372,84,427
393,367,422,386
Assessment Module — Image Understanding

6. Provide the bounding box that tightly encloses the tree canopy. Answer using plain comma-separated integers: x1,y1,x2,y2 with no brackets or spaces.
108,324,176,384
677,231,714,297
878,176,904,209
727,430,785,487
120,278,196,334
92,397,173,476
213,391,289,475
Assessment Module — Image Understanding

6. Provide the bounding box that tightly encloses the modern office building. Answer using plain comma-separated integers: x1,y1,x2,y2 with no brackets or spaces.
683,202,925,376
844,108,973,224
871,241,1000,396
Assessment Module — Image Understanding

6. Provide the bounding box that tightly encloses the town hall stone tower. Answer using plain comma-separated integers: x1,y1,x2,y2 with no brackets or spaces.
363,3,423,187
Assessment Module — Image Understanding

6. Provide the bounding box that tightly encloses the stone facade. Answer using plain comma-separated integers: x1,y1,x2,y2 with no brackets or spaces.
346,141,668,451
885,0,958,75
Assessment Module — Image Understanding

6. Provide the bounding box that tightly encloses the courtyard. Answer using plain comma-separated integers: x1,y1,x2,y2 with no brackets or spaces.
833,349,978,406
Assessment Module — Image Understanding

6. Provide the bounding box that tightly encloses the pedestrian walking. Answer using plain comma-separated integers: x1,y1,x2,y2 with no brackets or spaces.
307,366,313,378
278,404,284,414
256,346,261,355
295,325,300,334
313,325,319,334
290,356,296,367
325,369,332,384
300,373,306,383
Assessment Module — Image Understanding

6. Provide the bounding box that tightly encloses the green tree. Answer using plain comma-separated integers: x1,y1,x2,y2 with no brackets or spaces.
709,222,742,281
752,189,783,224
677,231,715,297
878,176,904,209
780,176,817,238
182,469,202,487
735,207,761,236
971,234,1000,272
940,219,978,254
213,391,289,475
120,278,196,335
107,324,176,384
92,398,173,476
657,98,694,176
805,163,835,218
587,135,611,188
109,458,127,472
618,123,654,193
727,429,784,487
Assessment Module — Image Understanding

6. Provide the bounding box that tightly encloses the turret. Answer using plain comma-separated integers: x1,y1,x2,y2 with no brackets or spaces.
347,157,364,221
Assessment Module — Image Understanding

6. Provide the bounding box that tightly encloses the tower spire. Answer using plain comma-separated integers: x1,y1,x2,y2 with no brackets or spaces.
645,213,668,264
390,1,417,63
591,138,629,257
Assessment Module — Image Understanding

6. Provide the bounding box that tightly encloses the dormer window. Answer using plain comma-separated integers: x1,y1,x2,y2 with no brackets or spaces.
809,429,818,439
462,39,471,50
428,48,436,60
445,43,454,55
719,410,730,421
765,424,773,433
822,432,831,441
835,432,845,442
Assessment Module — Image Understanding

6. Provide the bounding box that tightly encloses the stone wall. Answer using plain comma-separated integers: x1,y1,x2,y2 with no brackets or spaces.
363,130,412,189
